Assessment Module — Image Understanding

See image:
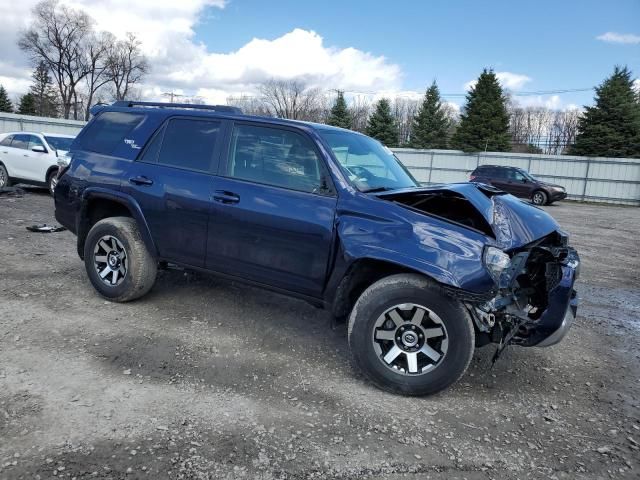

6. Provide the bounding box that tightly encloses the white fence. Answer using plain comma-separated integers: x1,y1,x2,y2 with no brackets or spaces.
0,112,85,136
1,112,637,205
393,149,640,206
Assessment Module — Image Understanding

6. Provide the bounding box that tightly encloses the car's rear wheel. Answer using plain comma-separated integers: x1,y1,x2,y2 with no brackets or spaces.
0,164,12,188
47,169,58,195
532,190,548,206
348,274,474,396
84,216,157,302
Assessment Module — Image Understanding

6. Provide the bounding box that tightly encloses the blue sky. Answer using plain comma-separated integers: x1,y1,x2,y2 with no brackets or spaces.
1,0,639,108
191,0,640,108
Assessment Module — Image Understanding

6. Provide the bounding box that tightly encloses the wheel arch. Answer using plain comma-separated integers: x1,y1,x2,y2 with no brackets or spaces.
45,165,59,182
78,189,157,260
331,257,448,320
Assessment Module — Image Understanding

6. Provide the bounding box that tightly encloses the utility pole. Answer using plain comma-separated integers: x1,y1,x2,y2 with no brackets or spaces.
162,92,184,103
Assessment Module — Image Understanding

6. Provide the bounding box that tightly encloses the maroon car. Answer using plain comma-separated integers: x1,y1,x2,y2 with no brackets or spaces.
470,165,567,205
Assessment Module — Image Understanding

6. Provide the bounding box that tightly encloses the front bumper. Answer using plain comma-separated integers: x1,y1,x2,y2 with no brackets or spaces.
550,190,567,201
518,250,580,347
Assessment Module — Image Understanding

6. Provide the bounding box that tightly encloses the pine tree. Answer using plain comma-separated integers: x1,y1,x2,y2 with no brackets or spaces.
327,90,352,129
0,85,13,113
366,98,399,146
451,69,510,152
18,93,37,115
30,62,59,117
570,66,640,158
410,81,451,148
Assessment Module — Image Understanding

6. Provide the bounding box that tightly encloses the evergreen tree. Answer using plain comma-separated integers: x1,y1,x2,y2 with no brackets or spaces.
18,93,37,115
30,62,59,117
410,81,451,148
366,98,399,146
327,90,352,129
0,85,13,113
451,69,510,152
570,66,640,158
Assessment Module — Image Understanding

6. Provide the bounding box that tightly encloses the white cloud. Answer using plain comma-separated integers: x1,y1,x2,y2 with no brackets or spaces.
464,71,532,91
634,79,640,93
596,32,640,45
0,0,402,105
512,94,562,109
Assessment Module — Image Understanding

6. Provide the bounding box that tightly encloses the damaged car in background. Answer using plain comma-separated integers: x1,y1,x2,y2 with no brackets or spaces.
54,101,579,396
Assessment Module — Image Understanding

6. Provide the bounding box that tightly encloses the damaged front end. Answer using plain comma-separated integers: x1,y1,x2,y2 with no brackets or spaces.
377,183,580,356
472,231,580,360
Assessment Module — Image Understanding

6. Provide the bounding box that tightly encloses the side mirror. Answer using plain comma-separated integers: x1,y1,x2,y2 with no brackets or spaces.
521,178,527,183
31,145,47,153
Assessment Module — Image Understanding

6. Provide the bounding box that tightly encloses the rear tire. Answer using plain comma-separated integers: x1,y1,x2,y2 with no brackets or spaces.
84,216,157,302
532,190,548,206
348,274,474,396
0,164,12,188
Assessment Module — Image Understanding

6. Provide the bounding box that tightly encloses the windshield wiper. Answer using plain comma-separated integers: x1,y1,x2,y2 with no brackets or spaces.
361,186,394,193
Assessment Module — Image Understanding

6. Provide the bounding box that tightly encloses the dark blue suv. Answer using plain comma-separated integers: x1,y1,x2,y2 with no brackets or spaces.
54,101,579,395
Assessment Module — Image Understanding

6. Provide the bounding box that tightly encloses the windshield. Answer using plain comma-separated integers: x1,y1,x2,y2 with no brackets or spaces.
45,136,74,152
318,129,419,192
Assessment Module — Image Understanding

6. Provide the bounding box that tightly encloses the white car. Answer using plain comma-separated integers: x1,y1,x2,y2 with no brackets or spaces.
0,132,75,194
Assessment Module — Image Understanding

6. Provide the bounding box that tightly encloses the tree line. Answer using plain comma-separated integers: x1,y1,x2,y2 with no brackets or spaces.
228,67,640,158
0,0,148,120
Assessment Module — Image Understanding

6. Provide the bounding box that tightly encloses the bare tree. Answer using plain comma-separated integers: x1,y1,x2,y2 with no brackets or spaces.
18,0,93,119
108,33,149,101
258,79,326,121
348,95,372,133
392,97,419,146
83,31,115,120
226,95,273,117
509,105,580,155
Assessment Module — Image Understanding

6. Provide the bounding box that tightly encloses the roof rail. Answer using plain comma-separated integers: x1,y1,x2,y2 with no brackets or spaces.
111,100,243,114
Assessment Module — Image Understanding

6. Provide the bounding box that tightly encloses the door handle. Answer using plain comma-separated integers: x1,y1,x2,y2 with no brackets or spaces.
129,176,154,186
212,190,240,204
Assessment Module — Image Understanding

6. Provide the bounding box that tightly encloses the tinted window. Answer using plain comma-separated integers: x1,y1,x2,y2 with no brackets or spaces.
228,125,322,193
0,135,13,147
492,168,507,179
139,127,164,164
79,111,144,155
157,119,220,171
11,134,30,150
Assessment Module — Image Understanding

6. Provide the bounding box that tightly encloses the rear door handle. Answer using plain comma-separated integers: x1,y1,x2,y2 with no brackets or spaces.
213,190,240,204
129,176,154,186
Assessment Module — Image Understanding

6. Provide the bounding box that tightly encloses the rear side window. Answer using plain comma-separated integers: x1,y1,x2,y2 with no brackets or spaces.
79,111,144,155
11,134,30,150
156,118,221,172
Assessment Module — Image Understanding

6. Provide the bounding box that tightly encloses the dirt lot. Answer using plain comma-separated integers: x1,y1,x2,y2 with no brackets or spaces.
1,189,639,480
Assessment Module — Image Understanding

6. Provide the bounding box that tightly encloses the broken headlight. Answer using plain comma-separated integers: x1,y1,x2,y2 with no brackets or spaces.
483,246,511,284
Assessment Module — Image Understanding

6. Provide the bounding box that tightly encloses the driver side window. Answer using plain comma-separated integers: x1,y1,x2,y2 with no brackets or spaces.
228,124,324,194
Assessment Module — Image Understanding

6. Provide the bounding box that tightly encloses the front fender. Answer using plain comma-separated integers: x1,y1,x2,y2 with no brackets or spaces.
331,201,496,294
78,188,157,259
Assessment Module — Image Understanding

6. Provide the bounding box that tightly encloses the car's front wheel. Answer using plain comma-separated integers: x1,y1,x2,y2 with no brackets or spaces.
84,216,157,302
532,190,548,206
348,274,475,396
0,164,12,188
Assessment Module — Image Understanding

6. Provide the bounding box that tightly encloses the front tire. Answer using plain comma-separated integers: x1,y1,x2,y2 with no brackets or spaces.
348,274,475,396
0,164,12,188
84,217,157,302
532,190,548,206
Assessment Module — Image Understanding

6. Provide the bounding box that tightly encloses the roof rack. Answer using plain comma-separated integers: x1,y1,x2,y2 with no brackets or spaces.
111,100,243,114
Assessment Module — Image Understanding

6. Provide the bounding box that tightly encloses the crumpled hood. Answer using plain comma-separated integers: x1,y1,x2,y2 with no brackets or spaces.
377,183,561,250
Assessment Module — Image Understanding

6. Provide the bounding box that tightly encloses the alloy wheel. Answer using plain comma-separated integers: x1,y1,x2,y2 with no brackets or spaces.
49,174,58,194
0,167,6,187
372,303,448,375
93,235,128,286
532,192,545,205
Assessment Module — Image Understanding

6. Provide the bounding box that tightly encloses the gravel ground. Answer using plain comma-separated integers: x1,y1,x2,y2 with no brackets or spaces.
1,189,639,479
